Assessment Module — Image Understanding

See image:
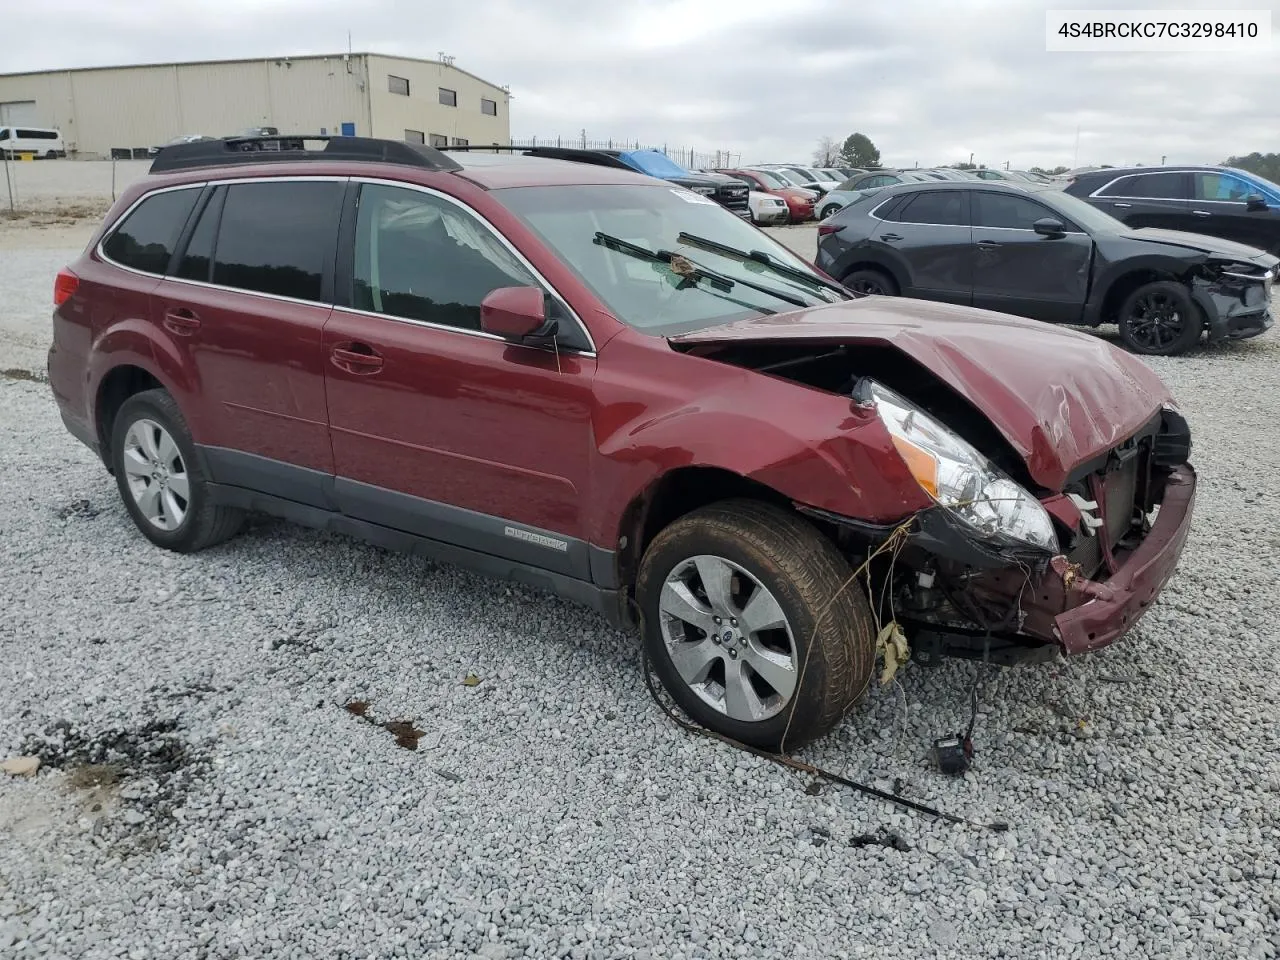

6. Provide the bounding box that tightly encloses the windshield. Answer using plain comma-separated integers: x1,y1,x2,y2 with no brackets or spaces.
496,184,843,335
750,169,789,189
619,150,692,179
1236,169,1280,202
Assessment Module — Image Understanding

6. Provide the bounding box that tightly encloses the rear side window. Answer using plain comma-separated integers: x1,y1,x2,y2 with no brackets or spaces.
102,188,201,274
211,181,343,302
894,191,966,225
1098,172,1187,199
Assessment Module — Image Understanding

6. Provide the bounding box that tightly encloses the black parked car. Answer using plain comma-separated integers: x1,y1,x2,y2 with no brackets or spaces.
1061,165,1280,257
816,181,1276,355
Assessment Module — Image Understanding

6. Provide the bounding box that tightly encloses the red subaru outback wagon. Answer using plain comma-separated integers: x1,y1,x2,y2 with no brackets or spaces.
48,136,1196,749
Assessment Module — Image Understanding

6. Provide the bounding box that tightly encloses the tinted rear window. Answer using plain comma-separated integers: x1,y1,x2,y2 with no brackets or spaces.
1098,172,1187,199
102,188,201,274
175,188,223,282
211,181,343,302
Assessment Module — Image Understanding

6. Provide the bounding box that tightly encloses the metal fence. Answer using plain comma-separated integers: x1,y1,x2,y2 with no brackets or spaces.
510,137,741,172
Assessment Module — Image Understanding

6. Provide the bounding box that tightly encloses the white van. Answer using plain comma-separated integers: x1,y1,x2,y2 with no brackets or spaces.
0,126,66,159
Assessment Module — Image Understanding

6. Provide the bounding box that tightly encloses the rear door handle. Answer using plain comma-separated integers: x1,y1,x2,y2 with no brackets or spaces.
1110,202,1132,209
879,233,903,242
1192,210,1211,217
976,239,1001,247
331,344,384,374
162,308,201,335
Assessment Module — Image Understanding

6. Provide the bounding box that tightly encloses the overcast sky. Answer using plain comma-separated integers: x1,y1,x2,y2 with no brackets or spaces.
6,0,1278,169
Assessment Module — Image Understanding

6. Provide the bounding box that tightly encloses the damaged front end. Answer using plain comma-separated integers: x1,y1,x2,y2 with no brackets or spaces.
806,393,1196,665
1192,259,1275,343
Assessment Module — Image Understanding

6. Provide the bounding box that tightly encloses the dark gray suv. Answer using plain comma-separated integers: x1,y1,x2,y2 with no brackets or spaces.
816,181,1276,355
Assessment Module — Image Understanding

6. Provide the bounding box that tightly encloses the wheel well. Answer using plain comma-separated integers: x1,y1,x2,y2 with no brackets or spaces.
615,467,792,596
1099,269,1181,325
95,365,162,467
839,261,901,291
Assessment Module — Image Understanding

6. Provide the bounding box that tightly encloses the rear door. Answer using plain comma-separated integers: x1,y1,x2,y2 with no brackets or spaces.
151,177,344,505
970,191,1092,324
1191,170,1280,253
872,189,972,304
1088,171,1191,232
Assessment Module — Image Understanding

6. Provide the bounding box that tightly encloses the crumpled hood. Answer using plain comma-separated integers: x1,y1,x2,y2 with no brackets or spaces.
670,297,1175,490
1126,227,1277,263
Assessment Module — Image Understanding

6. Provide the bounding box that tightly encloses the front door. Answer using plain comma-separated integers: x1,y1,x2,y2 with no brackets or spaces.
150,178,344,503
323,181,598,580
970,191,1092,325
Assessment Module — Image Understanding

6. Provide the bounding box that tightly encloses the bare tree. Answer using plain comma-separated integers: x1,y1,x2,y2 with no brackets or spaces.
813,136,840,167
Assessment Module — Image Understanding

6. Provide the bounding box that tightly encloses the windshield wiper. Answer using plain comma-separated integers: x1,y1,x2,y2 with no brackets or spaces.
593,232,804,307
676,232,849,299
592,232,807,308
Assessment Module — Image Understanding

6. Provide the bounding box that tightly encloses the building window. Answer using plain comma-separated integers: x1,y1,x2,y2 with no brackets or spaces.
404,129,425,144
429,134,448,148
388,75,410,96
438,87,457,107
452,137,469,147
481,98,497,116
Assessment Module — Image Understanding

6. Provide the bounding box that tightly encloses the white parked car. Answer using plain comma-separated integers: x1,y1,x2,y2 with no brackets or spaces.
748,190,790,225
0,126,65,158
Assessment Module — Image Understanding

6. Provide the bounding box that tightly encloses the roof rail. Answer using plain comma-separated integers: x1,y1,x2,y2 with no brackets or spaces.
441,144,633,170
149,135,464,174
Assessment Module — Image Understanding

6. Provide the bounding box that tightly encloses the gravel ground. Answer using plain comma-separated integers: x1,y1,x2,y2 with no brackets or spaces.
2,195,1280,958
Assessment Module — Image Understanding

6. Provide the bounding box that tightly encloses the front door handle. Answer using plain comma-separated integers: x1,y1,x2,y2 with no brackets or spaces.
331,344,384,374
1192,210,1211,217
879,233,903,242
1110,202,1132,209
162,307,201,336
976,239,1001,247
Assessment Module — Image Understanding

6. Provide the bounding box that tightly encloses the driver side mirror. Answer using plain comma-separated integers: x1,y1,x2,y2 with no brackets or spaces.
1033,217,1066,237
480,286,559,345
1245,193,1269,212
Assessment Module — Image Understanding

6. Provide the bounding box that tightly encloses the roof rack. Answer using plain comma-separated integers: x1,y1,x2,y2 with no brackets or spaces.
441,144,633,170
149,135,464,174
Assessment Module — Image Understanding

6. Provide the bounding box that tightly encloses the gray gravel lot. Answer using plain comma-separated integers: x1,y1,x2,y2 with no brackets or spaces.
2,174,1280,959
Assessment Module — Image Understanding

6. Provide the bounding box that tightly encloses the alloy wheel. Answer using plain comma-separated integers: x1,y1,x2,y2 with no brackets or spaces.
121,418,190,530
1126,291,1187,352
657,554,798,722
847,277,887,295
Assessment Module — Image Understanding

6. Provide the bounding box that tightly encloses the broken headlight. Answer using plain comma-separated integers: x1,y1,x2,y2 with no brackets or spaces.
862,380,1059,552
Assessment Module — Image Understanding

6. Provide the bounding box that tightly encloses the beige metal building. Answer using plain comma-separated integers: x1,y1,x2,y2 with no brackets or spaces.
0,53,512,158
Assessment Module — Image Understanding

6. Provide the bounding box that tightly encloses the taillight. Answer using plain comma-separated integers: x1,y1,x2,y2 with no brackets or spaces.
817,223,843,236
53,268,78,307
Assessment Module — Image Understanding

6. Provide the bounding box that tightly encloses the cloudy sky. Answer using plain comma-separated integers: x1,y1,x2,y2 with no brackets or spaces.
6,0,1278,169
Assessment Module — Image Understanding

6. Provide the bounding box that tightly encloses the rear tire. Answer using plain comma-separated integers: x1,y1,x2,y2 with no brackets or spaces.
109,389,244,553
843,267,899,297
636,499,876,751
1117,280,1202,356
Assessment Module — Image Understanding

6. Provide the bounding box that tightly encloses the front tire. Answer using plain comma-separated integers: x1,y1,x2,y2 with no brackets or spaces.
110,389,244,552
819,203,841,220
1117,280,1202,355
636,500,876,751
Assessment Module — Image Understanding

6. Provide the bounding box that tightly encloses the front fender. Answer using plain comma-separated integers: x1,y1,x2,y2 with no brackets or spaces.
586,337,932,550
